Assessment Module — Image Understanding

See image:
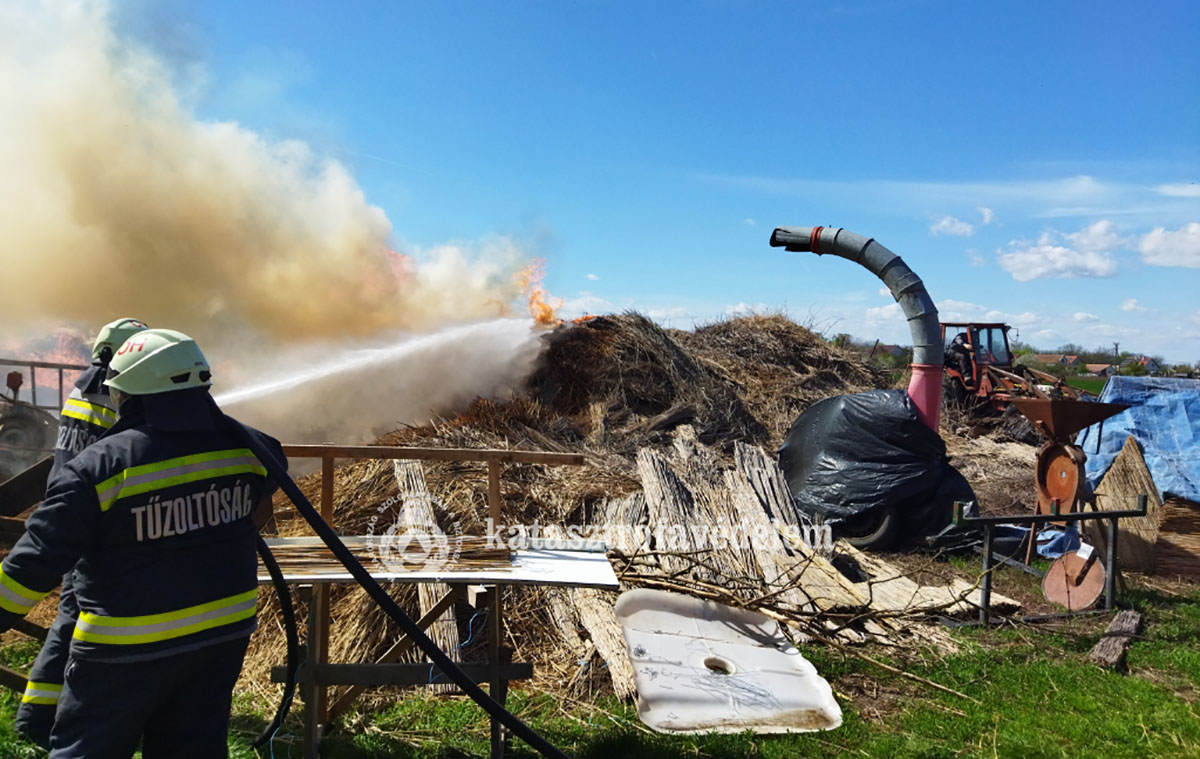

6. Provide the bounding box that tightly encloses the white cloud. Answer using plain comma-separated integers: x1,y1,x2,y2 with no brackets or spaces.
724,301,771,316
1138,223,1200,268
978,207,995,225
559,292,614,317
865,302,903,325
996,222,1122,282
1120,298,1148,313
743,217,757,227
966,249,986,267
1186,310,1200,340
1065,220,1126,253
997,243,1117,281
645,306,694,325
586,273,599,281
937,298,1043,329
930,215,975,236
1081,322,1140,339
1156,183,1200,198
701,172,1197,227
1073,312,1099,323
877,287,892,298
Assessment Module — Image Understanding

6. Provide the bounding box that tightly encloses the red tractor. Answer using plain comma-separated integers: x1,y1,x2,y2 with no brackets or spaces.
941,322,1083,413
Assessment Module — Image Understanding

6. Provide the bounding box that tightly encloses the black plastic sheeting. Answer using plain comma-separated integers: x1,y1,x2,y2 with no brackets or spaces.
777,389,974,543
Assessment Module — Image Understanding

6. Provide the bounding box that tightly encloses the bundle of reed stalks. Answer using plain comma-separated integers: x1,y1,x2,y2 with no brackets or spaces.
259,536,511,577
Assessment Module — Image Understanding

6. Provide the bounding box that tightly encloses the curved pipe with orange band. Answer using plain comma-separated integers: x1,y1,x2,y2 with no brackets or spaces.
770,226,943,431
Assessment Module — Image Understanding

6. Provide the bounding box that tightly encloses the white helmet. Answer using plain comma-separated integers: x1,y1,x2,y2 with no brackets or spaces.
104,329,212,396
92,318,149,361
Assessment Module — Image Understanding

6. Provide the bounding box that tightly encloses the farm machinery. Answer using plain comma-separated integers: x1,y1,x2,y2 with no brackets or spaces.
940,321,1085,414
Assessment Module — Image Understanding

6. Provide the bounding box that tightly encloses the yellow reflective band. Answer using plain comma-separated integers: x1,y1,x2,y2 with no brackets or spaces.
60,398,116,429
21,681,63,705
94,448,267,512
0,566,49,615
73,589,257,645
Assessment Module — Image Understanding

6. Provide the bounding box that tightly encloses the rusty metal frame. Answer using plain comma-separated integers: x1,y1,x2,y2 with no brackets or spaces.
0,357,89,413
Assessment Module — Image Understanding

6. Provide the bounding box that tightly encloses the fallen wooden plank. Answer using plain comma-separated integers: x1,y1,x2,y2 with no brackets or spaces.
0,664,26,694
0,457,52,517
1088,609,1142,671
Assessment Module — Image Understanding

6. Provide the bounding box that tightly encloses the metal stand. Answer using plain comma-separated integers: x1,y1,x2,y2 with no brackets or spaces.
276,583,527,758
954,495,1148,625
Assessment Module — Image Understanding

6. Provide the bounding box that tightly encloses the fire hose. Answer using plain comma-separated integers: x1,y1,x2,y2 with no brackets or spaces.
252,535,299,748
227,415,570,759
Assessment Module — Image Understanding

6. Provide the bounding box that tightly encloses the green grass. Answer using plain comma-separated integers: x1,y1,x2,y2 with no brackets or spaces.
4,582,1199,758
1065,376,1109,395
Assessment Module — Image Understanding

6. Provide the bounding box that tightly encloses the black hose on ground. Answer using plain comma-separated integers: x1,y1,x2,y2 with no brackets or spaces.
228,416,570,759
252,535,300,748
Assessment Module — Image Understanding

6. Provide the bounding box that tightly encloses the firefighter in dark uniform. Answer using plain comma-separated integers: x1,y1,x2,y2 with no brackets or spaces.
0,329,285,758
16,317,149,748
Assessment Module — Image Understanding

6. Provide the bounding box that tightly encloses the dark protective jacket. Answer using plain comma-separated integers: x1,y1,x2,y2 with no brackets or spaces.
0,389,285,664
17,363,116,745
51,363,116,480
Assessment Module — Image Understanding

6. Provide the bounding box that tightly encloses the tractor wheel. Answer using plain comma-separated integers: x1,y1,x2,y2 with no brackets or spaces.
0,415,43,451
999,405,1040,445
837,505,900,551
0,452,26,483
941,374,969,414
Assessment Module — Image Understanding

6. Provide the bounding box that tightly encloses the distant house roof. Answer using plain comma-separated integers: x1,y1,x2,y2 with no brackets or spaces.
1036,354,1083,366
1122,355,1160,367
1085,363,1113,373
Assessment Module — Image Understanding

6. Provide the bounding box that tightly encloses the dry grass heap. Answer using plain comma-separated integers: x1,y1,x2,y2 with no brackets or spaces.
242,312,1033,709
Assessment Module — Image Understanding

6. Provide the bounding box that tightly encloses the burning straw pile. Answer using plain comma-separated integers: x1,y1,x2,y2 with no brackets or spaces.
241,313,1012,709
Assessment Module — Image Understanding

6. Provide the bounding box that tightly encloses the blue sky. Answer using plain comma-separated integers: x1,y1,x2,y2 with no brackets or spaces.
123,0,1198,362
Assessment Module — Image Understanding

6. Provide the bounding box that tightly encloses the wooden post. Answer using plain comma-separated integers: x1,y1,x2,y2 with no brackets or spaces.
314,454,334,726
488,587,507,759
299,585,320,759
487,460,502,525
980,523,993,626
486,460,505,757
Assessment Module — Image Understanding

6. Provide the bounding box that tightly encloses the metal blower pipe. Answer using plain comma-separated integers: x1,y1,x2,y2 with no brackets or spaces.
770,225,943,430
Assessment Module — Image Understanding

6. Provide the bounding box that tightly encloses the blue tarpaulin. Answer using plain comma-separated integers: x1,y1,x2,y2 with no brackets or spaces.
1078,376,1200,502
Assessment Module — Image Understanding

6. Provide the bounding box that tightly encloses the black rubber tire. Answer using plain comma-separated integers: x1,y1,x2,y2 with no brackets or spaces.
0,416,44,450
941,374,969,410
838,505,900,551
0,453,26,484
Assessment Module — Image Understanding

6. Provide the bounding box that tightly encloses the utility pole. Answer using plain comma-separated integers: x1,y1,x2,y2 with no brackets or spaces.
1113,342,1120,373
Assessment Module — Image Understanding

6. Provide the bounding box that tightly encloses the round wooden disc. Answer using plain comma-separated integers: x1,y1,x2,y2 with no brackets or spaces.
1035,444,1084,510
1042,553,1105,611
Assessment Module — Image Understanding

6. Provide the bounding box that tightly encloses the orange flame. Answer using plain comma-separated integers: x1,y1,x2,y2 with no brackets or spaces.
516,259,563,326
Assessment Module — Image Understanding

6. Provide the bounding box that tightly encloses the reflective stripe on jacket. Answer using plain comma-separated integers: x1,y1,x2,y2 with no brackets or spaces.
52,365,116,480
0,391,285,662
74,589,257,645
21,681,63,706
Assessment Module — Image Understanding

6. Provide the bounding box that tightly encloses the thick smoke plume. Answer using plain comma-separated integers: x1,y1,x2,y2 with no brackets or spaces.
0,1,529,342
0,1,551,443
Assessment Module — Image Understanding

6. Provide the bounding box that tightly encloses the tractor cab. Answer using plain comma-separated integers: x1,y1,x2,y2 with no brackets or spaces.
939,322,1081,412
940,322,1018,409
941,322,1013,373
